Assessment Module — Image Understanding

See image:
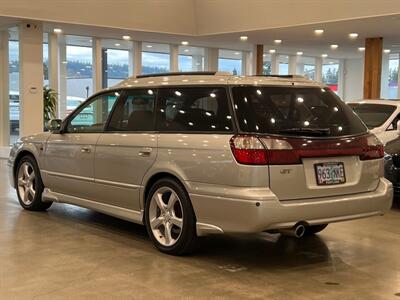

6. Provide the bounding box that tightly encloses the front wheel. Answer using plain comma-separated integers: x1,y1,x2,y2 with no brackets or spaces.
15,155,52,211
145,178,197,255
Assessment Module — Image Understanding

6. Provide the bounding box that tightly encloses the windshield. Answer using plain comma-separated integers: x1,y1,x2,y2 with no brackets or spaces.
232,86,367,137
348,103,396,129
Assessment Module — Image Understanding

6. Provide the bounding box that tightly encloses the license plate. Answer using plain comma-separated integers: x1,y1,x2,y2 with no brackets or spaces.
314,162,346,185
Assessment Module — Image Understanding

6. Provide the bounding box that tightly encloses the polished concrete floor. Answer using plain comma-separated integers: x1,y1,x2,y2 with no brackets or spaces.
1,159,400,300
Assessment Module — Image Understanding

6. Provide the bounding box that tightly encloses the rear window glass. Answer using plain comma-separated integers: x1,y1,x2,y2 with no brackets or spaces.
348,103,396,129
157,87,233,132
232,87,367,137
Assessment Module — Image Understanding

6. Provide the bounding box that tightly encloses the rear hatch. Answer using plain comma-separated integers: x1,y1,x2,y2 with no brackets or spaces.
231,85,383,200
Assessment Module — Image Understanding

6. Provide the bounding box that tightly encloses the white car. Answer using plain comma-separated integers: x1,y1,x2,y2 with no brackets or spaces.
348,100,400,145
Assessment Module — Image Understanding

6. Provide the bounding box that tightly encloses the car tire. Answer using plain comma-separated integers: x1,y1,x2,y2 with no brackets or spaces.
15,155,52,211
145,177,197,255
303,224,328,236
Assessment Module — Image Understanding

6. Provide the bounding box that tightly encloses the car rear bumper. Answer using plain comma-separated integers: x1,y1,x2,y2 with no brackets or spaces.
188,178,393,236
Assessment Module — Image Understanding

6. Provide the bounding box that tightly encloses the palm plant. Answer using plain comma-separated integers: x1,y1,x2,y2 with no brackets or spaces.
43,86,57,123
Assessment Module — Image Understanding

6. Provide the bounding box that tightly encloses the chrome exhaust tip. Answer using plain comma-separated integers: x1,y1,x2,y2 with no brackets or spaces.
278,223,306,238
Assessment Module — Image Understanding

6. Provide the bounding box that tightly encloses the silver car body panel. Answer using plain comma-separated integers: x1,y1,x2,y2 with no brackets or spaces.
8,74,393,236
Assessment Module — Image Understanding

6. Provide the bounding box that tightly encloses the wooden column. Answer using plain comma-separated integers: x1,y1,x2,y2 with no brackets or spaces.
363,37,383,99
256,44,263,75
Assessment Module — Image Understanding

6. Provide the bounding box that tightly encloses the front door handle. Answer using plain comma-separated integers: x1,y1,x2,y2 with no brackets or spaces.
81,146,91,153
138,147,152,157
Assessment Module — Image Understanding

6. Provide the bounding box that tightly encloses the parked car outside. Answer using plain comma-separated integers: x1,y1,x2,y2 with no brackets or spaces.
8,72,393,255
348,100,400,145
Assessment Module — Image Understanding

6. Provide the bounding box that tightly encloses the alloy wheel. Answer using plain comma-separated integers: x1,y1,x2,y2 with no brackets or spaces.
17,162,36,205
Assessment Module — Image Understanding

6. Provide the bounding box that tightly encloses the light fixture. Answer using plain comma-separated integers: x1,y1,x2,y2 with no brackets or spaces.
240,36,248,41
349,33,359,39
234,52,240,55
314,29,324,35
181,41,189,45
146,45,153,48
330,44,339,50
296,51,303,56
53,28,62,34
269,49,276,54
114,43,120,47
358,47,365,52
122,35,131,40
384,49,391,54
321,54,328,58
184,49,189,52
274,39,282,44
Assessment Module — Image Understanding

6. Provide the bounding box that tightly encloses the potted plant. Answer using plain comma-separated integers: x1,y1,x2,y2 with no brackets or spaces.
43,86,57,125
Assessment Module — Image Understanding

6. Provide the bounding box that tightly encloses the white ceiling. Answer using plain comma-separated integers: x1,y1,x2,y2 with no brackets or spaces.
2,12,400,59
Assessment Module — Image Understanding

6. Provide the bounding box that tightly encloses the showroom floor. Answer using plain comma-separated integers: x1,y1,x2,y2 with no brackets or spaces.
1,159,400,300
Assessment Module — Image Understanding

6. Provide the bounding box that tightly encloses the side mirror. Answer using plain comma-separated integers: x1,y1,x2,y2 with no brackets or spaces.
397,120,400,135
47,119,62,133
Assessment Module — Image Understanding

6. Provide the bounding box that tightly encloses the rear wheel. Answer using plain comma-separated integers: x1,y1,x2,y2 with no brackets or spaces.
145,178,197,255
15,155,52,211
304,224,328,236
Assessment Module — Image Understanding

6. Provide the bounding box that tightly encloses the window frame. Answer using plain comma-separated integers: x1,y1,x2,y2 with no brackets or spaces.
104,88,158,133
155,85,236,134
62,89,121,134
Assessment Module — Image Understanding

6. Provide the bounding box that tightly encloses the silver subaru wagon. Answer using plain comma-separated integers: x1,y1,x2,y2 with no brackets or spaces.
8,72,393,255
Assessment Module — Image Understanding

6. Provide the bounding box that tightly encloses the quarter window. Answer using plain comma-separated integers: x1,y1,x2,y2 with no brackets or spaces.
67,92,119,133
107,89,156,131
157,87,233,132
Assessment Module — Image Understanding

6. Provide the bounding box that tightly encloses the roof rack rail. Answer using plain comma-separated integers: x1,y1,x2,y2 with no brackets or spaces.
136,71,218,79
253,74,306,79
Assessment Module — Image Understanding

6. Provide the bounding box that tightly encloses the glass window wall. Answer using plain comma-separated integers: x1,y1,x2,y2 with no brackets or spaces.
178,46,205,72
218,49,242,75
278,55,289,75
388,53,399,99
101,39,131,88
142,42,170,74
322,58,340,93
9,27,19,144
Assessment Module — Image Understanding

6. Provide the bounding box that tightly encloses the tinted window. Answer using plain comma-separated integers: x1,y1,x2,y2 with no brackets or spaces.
107,89,156,131
232,87,367,137
67,92,118,133
348,103,396,129
157,87,233,132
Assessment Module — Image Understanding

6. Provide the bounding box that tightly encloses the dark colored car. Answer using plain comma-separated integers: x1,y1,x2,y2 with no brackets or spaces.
384,138,400,196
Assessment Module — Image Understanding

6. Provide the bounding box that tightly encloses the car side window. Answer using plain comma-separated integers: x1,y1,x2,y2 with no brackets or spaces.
157,87,233,132
66,92,119,133
107,89,156,131
388,113,400,131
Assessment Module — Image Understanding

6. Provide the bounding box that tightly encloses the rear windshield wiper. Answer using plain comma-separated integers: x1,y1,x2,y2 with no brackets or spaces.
278,127,331,136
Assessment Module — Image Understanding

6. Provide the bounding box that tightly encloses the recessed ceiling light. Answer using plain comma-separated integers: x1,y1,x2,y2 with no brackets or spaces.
53,28,62,34
330,44,339,50
296,51,303,56
181,41,189,45
384,49,391,54
234,52,240,55
240,36,248,41
314,29,324,35
184,49,189,52
263,54,266,57
321,54,328,58
114,43,120,47
274,39,282,44
122,35,131,40
349,33,359,39
146,45,153,48
358,47,365,52
269,49,276,54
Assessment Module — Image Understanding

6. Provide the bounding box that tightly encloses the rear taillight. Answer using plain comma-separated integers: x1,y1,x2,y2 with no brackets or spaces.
230,133,383,165
230,136,268,165
359,134,384,160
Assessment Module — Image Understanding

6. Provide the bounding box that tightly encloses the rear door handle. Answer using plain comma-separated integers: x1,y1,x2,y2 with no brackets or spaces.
81,146,91,153
138,147,153,157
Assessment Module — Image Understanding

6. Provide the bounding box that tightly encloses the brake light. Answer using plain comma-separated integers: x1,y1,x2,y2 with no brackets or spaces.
230,134,383,165
230,136,268,165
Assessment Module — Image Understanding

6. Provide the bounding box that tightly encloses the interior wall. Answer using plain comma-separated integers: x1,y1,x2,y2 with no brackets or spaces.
343,58,364,101
195,0,400,35
0,0,197,35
